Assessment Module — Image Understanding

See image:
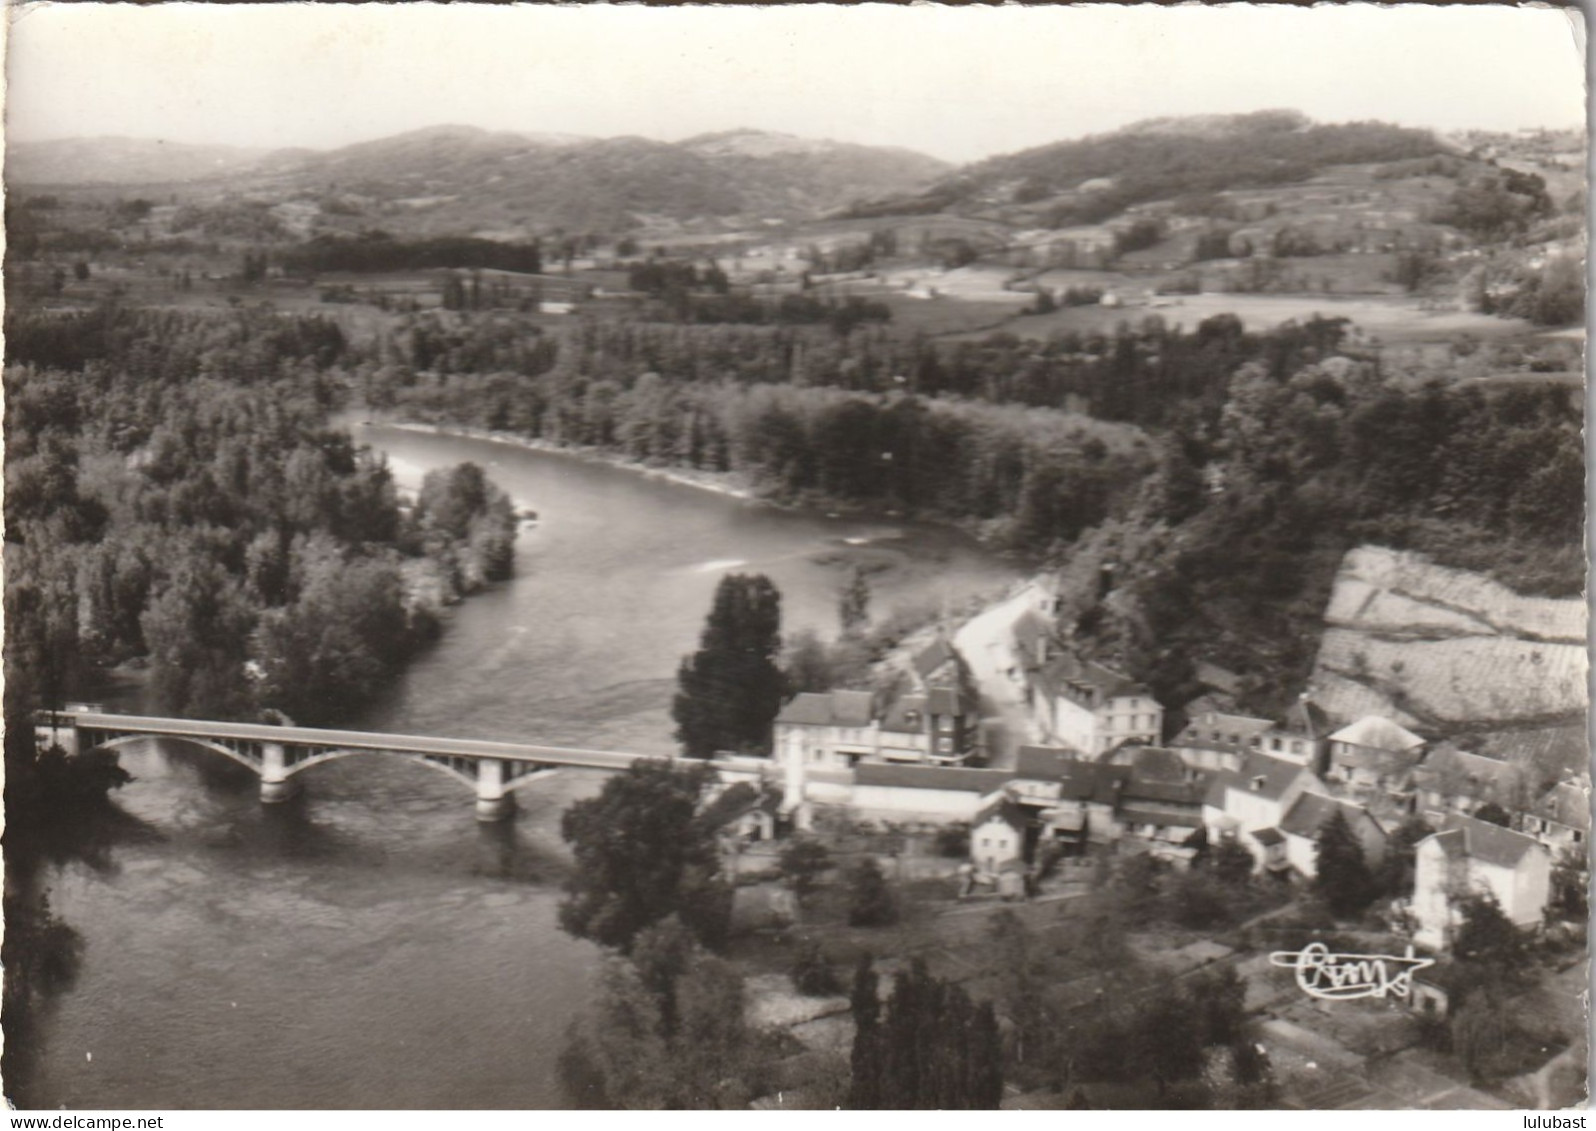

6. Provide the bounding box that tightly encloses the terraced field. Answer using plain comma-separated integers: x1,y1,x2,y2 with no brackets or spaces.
1310,546,1588,731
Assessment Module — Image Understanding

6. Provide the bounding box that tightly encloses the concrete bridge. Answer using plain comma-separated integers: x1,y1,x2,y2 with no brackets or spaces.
36,708,771,821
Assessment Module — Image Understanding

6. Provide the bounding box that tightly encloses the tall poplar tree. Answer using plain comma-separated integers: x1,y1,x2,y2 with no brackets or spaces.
672,573,785,757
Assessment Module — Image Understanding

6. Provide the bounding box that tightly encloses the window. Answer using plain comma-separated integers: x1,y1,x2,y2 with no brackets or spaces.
1271,738,1282,752
1574,830,1584,845
1292,741,1303,755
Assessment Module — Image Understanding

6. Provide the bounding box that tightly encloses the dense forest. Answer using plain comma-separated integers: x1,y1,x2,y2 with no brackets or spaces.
4,304,518,732
357,306,1583,714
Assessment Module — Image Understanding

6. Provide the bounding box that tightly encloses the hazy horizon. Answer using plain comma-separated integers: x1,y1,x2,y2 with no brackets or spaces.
6,4,1586,166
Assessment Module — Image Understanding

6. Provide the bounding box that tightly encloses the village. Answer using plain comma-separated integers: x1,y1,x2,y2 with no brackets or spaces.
707,564,1589,1110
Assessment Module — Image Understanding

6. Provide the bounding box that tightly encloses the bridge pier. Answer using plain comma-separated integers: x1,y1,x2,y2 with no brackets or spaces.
475,758,517,822
260,742,302,804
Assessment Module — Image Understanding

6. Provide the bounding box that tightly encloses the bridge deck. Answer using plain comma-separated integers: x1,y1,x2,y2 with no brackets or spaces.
55,711,688,772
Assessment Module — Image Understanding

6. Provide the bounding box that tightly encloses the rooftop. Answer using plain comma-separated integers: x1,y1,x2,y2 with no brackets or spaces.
912,637,961,681
1279,792,1383,840
1532,780,1591,834
1330,715,1427,753
775,690,874,728
853,762,1015,794
1205,751,1313,806
1172,711,1273,751
1032,652,1149,709
1426,812,1546,870
1412,743,1527,801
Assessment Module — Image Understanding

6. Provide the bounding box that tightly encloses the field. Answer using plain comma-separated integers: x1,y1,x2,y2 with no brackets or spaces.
960,291,1535,345
1310,546,1588,730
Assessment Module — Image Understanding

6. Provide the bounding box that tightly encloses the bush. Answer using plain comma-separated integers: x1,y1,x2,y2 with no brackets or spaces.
846,859,898,928
778,838,832,901
789,938,843,997
934,825,970,859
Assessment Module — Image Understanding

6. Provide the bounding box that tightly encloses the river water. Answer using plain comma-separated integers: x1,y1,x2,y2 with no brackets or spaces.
25,423,1022,1109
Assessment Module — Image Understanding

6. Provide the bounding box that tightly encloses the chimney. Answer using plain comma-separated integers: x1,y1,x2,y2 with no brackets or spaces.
1251,775,1266,792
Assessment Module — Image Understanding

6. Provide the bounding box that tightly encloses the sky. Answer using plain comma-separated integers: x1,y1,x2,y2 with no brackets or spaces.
5,3,1588,164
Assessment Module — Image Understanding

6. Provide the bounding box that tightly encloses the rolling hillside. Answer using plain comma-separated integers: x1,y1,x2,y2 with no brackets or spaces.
8,125,952,233
848,111,1449,226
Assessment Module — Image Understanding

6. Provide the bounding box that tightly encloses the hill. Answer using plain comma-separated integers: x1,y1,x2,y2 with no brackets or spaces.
6,135,276,185
8,125,952,234
848,111,1448,226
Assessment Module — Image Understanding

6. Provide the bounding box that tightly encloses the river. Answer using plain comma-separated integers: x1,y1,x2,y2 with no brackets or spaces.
24,423,1023,1109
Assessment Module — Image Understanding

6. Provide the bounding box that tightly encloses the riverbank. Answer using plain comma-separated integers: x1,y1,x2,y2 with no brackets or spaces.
384,420,762,504
368,416,1037,568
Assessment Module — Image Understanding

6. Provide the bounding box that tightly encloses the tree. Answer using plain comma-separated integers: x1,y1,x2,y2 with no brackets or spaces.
1450,985,1510,1083
558,759,732,952
1373,816,1431,900
672,573,786,757
1451,890,1530,978
789,938,842,996
1472,802,1511,828
1210,838,1257,888
847,958,1003,1109
558,922,767,1108
1548,848,1589,923
1313,807,1376,917
838,565,871,636
778,837,832,903
846,858,898,927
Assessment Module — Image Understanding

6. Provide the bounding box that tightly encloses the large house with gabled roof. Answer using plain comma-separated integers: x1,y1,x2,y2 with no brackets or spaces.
1412,813,1551,951
1170,710,1273,774
1026,652,1162,756
1201,751,1329,872
1276,792,1387,880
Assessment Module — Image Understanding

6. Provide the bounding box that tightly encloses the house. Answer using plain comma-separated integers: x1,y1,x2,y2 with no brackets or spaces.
1411,743,1530,823
1521,779,1590,857
699,781,782,844
1412,813,1552,951
1325,715,1427,809
1260,696,1334,772
1027,652,1162,756
1170,710,1273,774
1201,752,1329,872
849,763,1015,824
1010,745,1128,851
971,797,1028,873
1275,792,1387,880
1116,773,1208,856
773,682,979,809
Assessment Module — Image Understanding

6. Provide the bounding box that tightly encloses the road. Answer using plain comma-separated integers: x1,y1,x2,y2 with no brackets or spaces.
953,582,1043,770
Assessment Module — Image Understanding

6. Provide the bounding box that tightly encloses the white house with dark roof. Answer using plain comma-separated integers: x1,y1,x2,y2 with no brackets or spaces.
1412,813,1552,950
1201,751,1329,872
1276,792,1387,880
1027,652,1162,755
1326,715,1427,808
1522,779,1590,857
1411,743,1531,823
1170,710,1273,774
1261,696,1334,772
971,797,1029,873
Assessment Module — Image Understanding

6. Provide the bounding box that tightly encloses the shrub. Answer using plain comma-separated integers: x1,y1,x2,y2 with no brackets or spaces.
846,859,898,928
789,938,843,997
934,824,970,859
